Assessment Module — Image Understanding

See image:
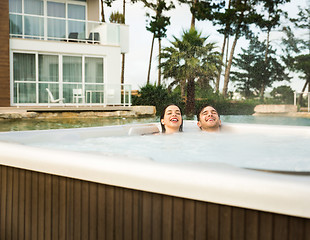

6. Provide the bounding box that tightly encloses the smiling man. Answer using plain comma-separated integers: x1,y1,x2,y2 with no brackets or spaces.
197,104,221,132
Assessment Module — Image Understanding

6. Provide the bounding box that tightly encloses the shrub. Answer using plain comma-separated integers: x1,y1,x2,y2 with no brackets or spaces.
133,84,256,116
132,84,183,115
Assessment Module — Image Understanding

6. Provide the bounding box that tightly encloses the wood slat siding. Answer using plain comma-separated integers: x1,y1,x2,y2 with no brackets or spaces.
1,165,310,240
0,0,11,107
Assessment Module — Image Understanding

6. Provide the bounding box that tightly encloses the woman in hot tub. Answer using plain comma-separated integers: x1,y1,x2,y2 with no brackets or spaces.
160,104,183,134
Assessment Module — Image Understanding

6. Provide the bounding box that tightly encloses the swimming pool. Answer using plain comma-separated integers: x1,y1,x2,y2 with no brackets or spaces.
1,114,309,132
0,121,309,239
23,122,310,173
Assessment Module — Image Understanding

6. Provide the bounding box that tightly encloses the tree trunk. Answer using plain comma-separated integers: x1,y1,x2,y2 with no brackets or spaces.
222,32,239,97
190,0,198,29
181,79,186,99
222,0,246,98
101,0,105,22
215,0,231,93
185,78,195,116
260,29,270,101
215,35,227,92
158,38,161,86
147,34,155,85
123,0,126,20
121,53,125,85
120,0,126,85
298,80,309,105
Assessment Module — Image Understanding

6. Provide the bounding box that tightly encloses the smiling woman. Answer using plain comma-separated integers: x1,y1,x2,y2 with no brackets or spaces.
160,104,183,134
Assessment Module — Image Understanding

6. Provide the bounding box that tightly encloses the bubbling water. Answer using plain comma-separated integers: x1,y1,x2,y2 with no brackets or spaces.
29,130,310,172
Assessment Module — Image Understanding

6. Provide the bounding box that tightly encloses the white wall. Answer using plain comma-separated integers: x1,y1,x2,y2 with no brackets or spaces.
10,38,122,105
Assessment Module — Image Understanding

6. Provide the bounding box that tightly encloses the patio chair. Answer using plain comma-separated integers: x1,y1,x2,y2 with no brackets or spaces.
46,88,65,107
87,32,100,44
73,88,85,105
68,32,79,42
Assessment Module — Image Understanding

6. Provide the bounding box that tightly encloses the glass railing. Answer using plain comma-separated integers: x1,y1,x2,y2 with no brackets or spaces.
14,81,132,107
9,13,122,46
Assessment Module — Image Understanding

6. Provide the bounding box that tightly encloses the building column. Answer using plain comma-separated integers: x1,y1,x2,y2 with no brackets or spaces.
0,0,10,107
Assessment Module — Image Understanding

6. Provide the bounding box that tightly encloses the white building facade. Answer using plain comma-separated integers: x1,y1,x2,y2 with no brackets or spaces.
9,0,130,106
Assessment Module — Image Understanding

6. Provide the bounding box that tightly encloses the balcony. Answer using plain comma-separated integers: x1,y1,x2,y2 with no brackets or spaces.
9,13,129,53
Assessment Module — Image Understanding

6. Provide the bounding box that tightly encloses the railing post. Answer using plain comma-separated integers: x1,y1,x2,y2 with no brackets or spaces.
308,92,310,112
17,83,20,108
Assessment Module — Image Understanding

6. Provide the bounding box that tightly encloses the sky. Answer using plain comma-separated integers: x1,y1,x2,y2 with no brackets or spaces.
104,0,308,93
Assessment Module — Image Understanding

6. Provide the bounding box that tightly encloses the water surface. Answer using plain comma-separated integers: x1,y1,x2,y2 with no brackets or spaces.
1,115,310,132
29,130,310,172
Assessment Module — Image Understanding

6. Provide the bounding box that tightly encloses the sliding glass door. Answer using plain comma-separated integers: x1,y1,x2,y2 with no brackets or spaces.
39,54,59,103
13,53,36,103
85,57,104,104
63,56,82,103
12,52,105,105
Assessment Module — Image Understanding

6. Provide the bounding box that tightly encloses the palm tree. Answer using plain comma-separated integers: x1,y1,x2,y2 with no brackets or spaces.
160,28,222,115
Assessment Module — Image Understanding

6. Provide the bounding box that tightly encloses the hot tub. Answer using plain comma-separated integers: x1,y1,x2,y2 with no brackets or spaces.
0,121,309,240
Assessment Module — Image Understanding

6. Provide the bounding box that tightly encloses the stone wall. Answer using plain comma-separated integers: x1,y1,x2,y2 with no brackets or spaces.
0,106,156,120
254,104,297,114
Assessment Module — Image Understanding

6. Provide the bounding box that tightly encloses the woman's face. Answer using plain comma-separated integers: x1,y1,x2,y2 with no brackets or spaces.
161,105,182,133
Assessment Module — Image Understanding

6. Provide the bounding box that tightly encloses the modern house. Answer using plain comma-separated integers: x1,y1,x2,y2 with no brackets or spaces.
0,0,130,108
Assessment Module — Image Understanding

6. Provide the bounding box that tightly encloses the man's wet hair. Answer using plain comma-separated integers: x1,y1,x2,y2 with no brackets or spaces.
160,104,183,133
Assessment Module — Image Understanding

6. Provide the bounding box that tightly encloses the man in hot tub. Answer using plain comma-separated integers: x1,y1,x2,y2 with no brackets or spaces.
197,104,221,132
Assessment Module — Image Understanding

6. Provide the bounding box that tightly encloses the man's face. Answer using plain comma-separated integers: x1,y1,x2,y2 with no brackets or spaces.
197,106,221,132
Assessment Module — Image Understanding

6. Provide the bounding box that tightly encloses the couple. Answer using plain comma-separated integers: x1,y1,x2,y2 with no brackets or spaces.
160,104,221,134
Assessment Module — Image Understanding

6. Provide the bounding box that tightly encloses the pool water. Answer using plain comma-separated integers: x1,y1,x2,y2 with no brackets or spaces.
221,115,310,126
1,115,310,132
28,126,310,173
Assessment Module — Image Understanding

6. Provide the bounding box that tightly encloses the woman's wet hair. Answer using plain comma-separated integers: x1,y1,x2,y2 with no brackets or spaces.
196,104,220,121
160,104,183,133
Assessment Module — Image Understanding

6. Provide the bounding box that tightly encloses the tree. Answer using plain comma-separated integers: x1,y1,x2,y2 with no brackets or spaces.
133,84,181,115
178,0,200,29
270,85,294,104
160,29,222,115
106,0,130,85
192,0,226,92
105,0,174,86
109,11,125,23
256,0,290,99
230,37,289,100
282,6,310,104
193,0,290,97
144,0,174,86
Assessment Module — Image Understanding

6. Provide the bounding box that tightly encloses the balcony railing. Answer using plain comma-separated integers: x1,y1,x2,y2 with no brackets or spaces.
9,13,123,46
14,81,132,107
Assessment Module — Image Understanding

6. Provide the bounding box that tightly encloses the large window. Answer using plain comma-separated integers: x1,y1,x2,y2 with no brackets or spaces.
85,57,103,84
47,2,66,39
9,0,87,40
85,57,104,103
9,0,22,13
24,0,44,15
63,56,82,103
13,53,36,103
13,52,105,105
39,55,59,103
68,4,86,39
